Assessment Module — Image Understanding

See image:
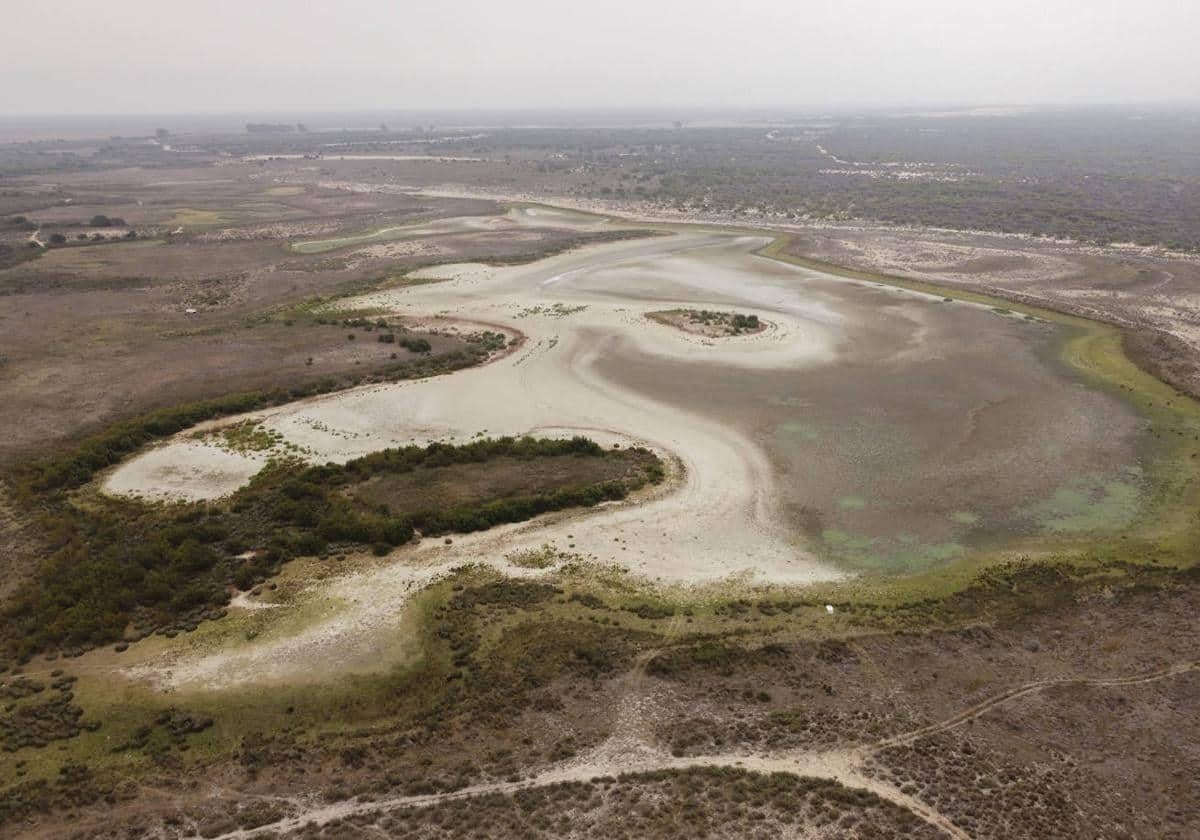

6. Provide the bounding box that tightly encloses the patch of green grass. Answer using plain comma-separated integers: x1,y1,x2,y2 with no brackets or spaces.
166,208,229,226
506,544,565,569
195,420,282,454
292,224,420,255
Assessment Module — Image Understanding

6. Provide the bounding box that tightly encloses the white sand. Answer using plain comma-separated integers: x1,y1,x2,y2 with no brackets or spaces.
102,441,267,503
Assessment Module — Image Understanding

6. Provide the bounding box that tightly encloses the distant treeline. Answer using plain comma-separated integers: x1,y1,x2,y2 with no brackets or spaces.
245,123,296,134
486,115,1200,250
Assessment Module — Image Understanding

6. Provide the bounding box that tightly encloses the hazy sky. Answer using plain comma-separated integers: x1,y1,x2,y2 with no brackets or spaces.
7,0,1199,114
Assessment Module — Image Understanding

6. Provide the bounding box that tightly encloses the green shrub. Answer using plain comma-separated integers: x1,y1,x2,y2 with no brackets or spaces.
400,337,431,353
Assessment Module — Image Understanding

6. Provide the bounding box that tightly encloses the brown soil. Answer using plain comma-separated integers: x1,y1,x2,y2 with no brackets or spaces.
0,169,636,464
779,229,1200,401
352,450,660,516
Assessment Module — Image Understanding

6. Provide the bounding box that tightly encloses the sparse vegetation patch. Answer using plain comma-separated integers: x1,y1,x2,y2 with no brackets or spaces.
647,308,765,337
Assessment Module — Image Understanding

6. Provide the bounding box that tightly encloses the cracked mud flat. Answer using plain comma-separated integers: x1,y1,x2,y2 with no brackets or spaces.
105,224,1148,690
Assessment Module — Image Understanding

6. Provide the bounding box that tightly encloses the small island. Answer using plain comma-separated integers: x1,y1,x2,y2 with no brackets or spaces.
647,308,768,337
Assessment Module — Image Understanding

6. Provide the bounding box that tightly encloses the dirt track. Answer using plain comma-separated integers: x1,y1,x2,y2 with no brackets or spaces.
207,657,1200,840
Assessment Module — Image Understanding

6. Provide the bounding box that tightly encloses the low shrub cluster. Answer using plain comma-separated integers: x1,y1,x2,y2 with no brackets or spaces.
0,761,119,826
88,215,127,228
731,312,760,331
0,673,94,752
425,577,649,730
375,333,430,353
399,336,431,353
4,215,38,232
658,308,765,336
317,767,941,839
110,707,213,756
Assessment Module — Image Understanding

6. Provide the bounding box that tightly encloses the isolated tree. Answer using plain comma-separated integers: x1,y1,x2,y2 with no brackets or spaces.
48,233,67,245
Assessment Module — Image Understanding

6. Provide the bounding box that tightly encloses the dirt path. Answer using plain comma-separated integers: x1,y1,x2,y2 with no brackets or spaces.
873,658,1200,750
203,657,1200,839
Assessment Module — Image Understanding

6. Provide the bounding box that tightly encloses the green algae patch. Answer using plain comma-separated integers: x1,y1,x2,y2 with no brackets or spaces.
821,529,966,575
1026,473,1143,534
167,208,230,226
777,420,820,441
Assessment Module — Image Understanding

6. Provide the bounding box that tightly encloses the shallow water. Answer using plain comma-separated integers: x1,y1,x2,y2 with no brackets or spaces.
577,242,1146,572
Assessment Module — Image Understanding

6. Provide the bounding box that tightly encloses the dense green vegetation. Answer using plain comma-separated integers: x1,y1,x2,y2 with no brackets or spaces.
731,313,760,331
87,215,126,228
1,436,662,664
685,309,760,333
442,113,1200,250
652,309,763,336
